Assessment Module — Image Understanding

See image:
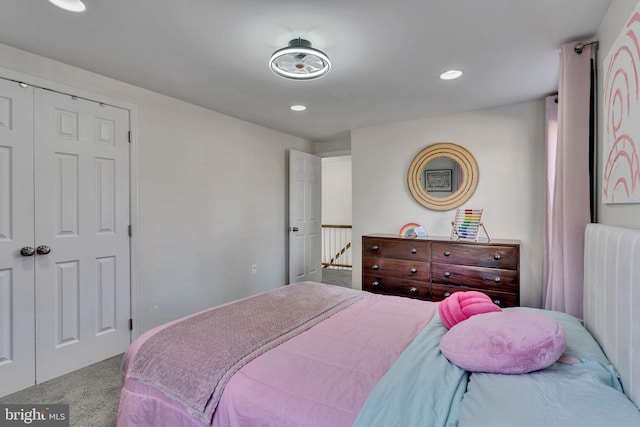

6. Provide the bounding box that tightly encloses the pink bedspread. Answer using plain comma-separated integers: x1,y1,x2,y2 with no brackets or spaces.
118,287,437,427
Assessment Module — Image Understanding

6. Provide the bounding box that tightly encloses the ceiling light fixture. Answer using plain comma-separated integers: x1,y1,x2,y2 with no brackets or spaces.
290,105,307,112
440,70,463,80
48,0,86,12
270,38,331,80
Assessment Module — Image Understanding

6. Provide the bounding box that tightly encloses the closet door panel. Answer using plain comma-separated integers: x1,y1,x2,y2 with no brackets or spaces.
34,89,130,382
0,80,35,397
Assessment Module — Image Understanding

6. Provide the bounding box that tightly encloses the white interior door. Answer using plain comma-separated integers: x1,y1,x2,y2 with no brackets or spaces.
34,89,131,382
289,150,321,283
0,80,35,396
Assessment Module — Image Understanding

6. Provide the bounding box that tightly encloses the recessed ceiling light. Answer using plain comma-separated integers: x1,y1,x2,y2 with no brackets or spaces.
48,0,86,12
440,70,463,80
290,105,307,112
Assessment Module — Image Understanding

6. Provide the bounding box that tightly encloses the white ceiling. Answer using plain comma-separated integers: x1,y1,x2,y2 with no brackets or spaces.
0,0,611,142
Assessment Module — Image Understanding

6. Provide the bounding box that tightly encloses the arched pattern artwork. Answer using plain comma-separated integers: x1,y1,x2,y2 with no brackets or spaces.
603,5,640,203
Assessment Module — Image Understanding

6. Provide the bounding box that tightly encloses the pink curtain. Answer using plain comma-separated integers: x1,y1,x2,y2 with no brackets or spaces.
542,42,593,318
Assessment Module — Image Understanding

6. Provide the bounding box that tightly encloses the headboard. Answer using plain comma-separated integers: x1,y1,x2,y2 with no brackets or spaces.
584,223,640,408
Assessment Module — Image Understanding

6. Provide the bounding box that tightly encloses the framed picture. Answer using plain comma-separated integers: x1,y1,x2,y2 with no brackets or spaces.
424,169,452,192
602,2,640,204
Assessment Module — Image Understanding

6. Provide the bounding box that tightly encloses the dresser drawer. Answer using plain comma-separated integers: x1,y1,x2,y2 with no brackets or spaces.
362,237,430,261
431,284,518,308
362,274,430,300
432,242,518,270
363,257,430,280
431,263,518,292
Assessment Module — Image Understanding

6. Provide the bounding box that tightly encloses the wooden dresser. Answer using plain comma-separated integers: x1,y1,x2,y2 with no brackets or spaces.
362,234,520,307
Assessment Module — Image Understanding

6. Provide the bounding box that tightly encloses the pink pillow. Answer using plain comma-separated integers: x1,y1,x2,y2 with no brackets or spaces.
438,291,502,329
439,311,567,374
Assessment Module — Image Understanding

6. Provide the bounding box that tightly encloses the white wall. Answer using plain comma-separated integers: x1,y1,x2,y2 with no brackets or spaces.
0,43,313,334
352,101,545,307
321,156,352,225
596,0,640,230
315,137,351,157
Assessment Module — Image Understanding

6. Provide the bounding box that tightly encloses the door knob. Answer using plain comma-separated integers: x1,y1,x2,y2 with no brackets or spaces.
20,246,35,257
36,245,51,255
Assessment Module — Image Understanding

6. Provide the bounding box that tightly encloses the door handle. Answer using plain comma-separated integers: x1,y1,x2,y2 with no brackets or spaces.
36,245,51,255
20,246,35,257
289,227,299,232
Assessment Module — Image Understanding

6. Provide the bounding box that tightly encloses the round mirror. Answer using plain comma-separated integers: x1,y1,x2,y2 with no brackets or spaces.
407,142,478,211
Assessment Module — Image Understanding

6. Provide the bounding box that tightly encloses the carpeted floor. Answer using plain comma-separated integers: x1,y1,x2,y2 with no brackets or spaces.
321,268,353,288
0,354,123,427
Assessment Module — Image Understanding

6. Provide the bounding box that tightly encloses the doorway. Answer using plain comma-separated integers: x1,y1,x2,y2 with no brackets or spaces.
320,155,352,288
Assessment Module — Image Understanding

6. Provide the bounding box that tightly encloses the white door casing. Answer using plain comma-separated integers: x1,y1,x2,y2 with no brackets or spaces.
0,80,35,396
289,150,321,283
34,89,131,382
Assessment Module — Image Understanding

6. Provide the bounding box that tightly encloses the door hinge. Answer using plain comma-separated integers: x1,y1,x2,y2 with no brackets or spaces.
128,225,132,237
128,131,132,143
128,318,133,331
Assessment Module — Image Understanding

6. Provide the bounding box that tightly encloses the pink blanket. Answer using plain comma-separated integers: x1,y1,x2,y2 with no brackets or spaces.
119,285,437,427
125,282,361,424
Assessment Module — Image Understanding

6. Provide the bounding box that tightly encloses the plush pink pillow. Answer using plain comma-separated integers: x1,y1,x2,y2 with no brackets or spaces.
438,291,502,329
439,311,567,374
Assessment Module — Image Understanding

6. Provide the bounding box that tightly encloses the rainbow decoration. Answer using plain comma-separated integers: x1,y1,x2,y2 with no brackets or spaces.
399,223,427,238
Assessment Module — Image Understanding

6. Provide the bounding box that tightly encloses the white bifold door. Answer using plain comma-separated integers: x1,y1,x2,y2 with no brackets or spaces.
0,79,131,396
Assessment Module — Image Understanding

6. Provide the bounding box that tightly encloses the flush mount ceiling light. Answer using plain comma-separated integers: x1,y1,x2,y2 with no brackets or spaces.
290,105,307,111
48,0,86,12
270,38,331,80
440,69,463,80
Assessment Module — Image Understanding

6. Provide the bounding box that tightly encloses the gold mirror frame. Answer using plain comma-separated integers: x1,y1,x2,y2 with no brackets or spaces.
407,142,479,211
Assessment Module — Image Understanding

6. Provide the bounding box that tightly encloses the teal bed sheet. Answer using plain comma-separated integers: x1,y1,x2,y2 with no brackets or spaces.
458,307,640,427
354,315,468,427
354,307,640,427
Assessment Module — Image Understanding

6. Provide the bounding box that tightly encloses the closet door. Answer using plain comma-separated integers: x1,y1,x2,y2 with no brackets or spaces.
34,89,131,382
0,80,35,396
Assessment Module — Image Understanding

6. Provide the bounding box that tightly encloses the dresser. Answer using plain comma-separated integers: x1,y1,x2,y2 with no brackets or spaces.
362,234,520,307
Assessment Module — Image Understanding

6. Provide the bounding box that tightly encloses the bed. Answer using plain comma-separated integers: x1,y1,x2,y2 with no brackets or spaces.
118,223,640,427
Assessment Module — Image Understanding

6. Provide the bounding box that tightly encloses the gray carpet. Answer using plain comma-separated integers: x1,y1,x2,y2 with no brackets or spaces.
0,354,122,427
321,268,353,288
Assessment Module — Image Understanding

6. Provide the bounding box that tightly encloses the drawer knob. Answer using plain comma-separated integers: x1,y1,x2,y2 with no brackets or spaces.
372,281,380,288
372,264,379,270
410,267,417,274
409,287,418,294
493,299,501,306
444,251,451,257
411,248,418,254
444,292,451,298
372,245,380,251
494,277,501,283
494,254,502,260
444,272,451,278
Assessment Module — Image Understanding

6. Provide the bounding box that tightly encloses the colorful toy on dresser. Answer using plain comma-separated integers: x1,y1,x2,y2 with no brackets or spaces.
450,208,490,241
